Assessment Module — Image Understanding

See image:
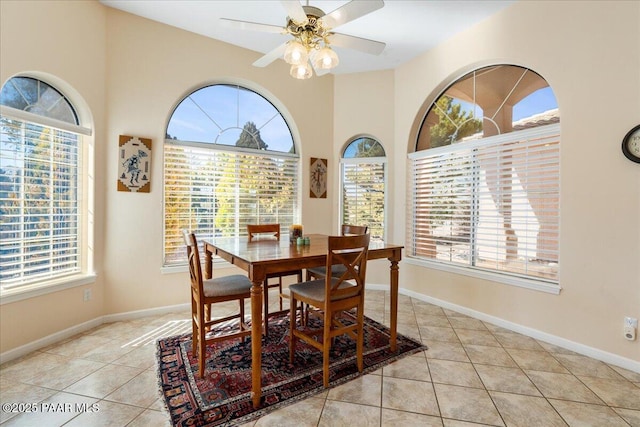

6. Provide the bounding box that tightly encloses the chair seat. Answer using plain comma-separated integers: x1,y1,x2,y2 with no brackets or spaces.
307,264,348,278
203,275,252,298
289,278,359,302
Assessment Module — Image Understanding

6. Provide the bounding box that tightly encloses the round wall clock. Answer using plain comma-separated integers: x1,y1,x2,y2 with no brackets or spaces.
621,124,640,163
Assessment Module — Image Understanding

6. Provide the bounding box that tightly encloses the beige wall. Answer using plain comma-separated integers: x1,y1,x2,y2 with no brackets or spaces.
333,70,397,281
0,1,335,353
0,0,107,352
1,0,638,367
390,0,640,362
101,8,334,314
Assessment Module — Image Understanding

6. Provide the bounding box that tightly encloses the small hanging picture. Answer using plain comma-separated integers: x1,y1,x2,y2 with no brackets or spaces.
117,135,151,193
309,157,327,198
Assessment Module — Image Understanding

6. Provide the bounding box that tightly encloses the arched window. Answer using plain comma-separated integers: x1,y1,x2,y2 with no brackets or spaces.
340,137,386,242
409,65,560,290
0,76,92,291
163,84,299,266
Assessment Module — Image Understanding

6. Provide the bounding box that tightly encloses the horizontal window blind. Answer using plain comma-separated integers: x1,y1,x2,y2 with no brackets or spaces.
0,117,81,289
341,159,386,242
408,125,560,283
164,142,299,266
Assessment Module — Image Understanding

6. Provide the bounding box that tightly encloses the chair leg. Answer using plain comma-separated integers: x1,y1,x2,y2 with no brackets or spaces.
356,307,364,373
289,296,297,364
239,298,246,343
192,318,199,371
295,271,303,320
323,310,332,387
278,278,283,311
198,320,207,378
204,304,211,332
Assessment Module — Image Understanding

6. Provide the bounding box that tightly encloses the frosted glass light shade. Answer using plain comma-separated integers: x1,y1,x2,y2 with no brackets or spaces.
284,41,308,65
290,62,313,79
312,47,339,70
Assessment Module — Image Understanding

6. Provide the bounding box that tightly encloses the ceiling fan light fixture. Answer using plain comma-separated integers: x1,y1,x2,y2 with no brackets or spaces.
312,46,339,70
283,40,308,65
290,62,313,80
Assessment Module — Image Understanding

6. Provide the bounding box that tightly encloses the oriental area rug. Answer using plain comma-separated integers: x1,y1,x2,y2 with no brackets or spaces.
156,310,427,427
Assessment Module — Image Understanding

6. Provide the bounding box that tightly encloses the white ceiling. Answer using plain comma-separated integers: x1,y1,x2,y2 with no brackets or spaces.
99,0,514,75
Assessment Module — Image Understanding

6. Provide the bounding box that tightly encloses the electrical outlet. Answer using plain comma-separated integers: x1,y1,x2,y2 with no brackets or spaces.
83,288,92,302
624,317,637,341
624,317,638,328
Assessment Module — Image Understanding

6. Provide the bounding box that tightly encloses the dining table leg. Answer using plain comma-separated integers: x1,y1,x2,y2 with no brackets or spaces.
389,258,399,352
249,270,264,409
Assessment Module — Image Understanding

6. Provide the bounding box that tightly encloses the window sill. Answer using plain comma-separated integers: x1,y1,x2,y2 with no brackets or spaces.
404,257,561,295
0,274,97,305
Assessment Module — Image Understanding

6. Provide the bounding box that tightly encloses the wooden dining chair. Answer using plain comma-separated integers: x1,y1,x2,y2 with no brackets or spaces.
247,224,303,334
288,233,370,387
305,224,368,281
183,230,252,378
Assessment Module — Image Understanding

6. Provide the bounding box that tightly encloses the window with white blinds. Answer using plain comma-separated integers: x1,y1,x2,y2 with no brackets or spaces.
341,159,386,242
1,77,89,291
163,143,299,266
340,137,387,242
408,124,560,284
0,118,82,289
163,83,299,267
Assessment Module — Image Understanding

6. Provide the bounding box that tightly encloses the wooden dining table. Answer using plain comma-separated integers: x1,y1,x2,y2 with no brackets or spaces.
203,233,403,408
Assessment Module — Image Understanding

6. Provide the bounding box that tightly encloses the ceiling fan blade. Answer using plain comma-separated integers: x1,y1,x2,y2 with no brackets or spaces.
252,43,288,68
320,0,384,29
330,33,386,56
280,0,308,24
219,18,284,34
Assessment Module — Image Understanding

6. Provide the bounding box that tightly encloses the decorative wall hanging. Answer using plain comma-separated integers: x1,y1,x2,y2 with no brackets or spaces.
309,157,327,198
118,135,151,192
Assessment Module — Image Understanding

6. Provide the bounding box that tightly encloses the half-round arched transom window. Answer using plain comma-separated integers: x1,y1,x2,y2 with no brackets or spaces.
163,84,299,266
417,65,558,151
166,84,295,153
1,76,78,125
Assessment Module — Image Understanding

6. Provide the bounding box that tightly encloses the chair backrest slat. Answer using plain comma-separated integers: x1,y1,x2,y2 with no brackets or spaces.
341,224,368,236
183,229,204,295
247,224,280,242
324,233,370,304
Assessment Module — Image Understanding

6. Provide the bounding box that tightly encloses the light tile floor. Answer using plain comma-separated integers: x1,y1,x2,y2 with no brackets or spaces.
1,289,639,426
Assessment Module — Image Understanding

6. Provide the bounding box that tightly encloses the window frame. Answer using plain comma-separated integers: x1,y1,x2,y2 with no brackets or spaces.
409,64,560,294
0,80,94,302
162,84,300,268
339,145,387,242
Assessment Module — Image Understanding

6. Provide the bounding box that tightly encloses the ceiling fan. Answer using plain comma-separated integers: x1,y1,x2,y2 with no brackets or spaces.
220,0,386,79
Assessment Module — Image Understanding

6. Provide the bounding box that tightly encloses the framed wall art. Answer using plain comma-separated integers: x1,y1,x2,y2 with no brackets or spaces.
309,157,327,198
117,135,152,193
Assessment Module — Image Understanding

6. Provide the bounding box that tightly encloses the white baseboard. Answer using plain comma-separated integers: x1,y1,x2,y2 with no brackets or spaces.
0,303,190,365
3,286,638,375
0,317,104,365
102,302,190,323
397,286,640,374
